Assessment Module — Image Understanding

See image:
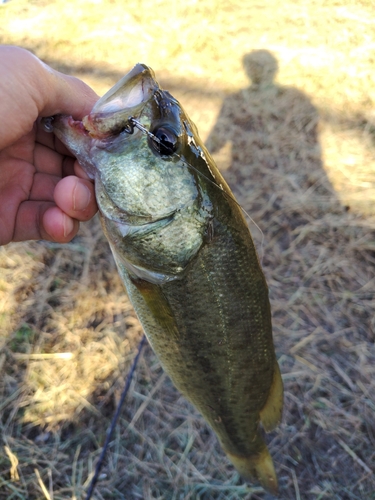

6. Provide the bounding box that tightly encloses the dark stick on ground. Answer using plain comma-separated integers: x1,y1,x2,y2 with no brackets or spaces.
84,335,147,500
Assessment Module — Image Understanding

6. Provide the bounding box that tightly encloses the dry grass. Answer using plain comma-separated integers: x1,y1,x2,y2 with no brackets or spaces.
1,0,375,498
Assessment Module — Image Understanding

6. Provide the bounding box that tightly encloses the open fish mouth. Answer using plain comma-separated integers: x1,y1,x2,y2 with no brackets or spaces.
43,63,158,142
82,63,158,139
91,64,153,114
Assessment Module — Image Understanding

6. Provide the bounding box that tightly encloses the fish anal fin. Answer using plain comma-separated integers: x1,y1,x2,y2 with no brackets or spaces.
259,360,284,432
226,445,278,496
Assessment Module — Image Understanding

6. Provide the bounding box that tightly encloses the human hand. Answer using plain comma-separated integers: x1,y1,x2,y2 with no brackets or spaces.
0,46,99,245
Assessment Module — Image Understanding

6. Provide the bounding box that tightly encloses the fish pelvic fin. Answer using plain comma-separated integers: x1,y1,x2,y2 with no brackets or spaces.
226,445,278,496
259,360,284,432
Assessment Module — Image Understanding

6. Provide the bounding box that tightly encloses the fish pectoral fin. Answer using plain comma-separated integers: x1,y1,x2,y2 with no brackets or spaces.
226,444,278,496
130,276,179,340
259,360,284,432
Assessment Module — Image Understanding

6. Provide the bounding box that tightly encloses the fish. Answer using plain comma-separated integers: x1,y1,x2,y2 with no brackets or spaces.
42,64,283,495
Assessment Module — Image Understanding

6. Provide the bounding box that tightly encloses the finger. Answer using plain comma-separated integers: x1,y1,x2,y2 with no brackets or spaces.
33,142,65,175
12,201,78,243
35,123,75,157
43,206,79,242
35,121,60,150
29,172,60,201
62,157,76,177
33,142,76,176
54,176,98,222
74,160,92,180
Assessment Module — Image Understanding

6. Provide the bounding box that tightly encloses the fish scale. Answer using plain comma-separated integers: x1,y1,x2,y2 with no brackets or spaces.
43,63,283,495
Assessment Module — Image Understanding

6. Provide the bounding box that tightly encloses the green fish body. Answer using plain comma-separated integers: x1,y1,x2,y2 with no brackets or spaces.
43,64,283,494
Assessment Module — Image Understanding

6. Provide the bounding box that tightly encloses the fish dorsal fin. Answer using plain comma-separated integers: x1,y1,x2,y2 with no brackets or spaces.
259,360,284,432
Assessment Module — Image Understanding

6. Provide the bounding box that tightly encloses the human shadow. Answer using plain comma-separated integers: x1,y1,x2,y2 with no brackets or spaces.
206,50,343,240
204,52,375,497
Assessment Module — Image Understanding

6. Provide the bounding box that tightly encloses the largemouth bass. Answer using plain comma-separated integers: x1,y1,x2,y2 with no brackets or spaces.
43,64,283,495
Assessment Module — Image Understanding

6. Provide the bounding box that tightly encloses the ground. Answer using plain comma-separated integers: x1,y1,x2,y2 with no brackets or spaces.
1,1,375,498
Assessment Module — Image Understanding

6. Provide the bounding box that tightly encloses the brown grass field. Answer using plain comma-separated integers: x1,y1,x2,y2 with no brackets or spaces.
1,0,375,498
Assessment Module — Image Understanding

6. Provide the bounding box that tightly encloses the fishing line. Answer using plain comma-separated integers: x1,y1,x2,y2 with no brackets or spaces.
129,117,265,261
84,335,147,500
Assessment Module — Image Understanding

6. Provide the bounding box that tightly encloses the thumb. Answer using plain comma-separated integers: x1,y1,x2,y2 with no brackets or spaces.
0,46,98,149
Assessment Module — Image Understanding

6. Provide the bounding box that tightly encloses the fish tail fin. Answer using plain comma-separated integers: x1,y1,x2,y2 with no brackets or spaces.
226,444,278,496
259,360,284,432
224,361,282,495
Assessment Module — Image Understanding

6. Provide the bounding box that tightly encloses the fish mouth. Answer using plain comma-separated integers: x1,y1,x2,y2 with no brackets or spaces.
42,64,159,142
82,63,159,139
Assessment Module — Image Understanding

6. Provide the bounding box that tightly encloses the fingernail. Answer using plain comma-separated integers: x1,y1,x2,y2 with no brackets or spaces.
63,213,75,238
73,182,91,211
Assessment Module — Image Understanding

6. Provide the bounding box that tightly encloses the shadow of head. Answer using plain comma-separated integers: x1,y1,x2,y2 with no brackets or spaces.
243,50,278,87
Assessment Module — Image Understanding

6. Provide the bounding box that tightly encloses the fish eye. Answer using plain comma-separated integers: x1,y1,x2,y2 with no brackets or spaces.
150,126,178,156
